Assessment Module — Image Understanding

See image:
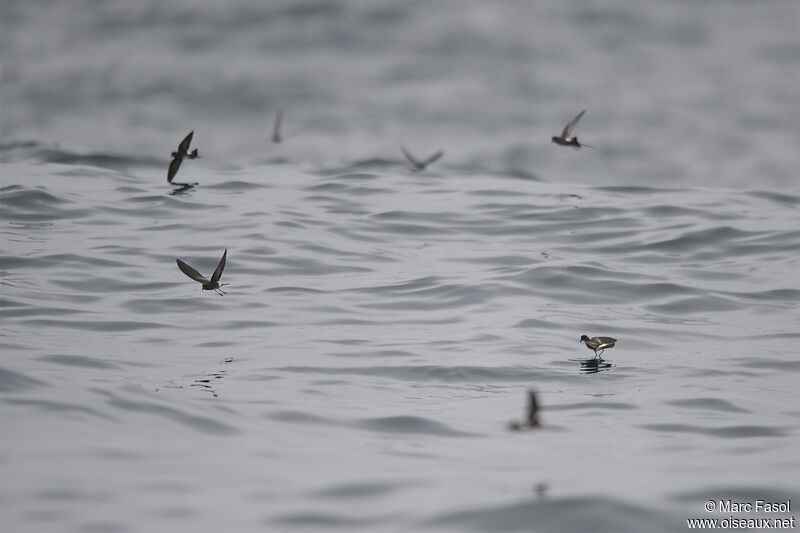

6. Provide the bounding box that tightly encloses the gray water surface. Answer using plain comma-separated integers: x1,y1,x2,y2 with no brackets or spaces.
2,1,799,532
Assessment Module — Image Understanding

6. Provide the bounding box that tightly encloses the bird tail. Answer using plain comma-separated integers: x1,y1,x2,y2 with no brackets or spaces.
189,149,199,158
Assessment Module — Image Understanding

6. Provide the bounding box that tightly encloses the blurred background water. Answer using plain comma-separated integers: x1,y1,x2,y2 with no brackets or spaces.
1,1,799,532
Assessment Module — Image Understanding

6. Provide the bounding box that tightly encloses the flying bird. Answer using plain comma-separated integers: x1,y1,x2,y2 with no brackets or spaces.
272,111,283,144
168,131,200,183
579,335,617,358
551,110,593,149
401,146,444,171
176,249,228,295
509,390,541,431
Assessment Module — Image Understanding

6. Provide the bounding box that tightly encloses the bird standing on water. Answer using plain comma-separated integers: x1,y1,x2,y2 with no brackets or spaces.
552,110,593,149
167,131,200,183
579,335,617,358
401,146,444,171
176,249,228,295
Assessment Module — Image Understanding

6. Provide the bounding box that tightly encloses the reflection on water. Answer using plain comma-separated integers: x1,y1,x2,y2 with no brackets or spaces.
578,358,614,374
169,182,198,196
188,370,227,398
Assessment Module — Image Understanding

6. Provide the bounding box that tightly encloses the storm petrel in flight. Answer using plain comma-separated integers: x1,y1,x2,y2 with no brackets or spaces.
168,131,199,183
552,110,593,149
176,249,228,295
401,146,444,171
509,390,541,431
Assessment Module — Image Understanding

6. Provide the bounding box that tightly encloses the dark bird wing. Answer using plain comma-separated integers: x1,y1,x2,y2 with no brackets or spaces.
561,110,586,139
177,131,194,153
167,157,182,183
272,111,283,143
210,249,227,284
401,146,422,169
176,259,209,284
596,336,617,347
423,150,444,166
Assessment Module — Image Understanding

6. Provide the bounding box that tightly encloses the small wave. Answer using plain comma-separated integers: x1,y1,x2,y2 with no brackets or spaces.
5,398,116,421
24,318,168,332
270,511,383,528
665,397,750,413
97,390,239,435
424,496,675,533
743,190,800,207
38,354,120,369
0,366,49,393
267,409,474,437
312,480,410,499
355,415,475,437
546,401,638,412
0,186,85,222
640,423,785,438
277,365,545,383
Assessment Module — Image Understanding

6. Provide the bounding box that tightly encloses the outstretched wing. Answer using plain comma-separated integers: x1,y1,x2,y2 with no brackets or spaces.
561,110,585,139
210,249,227,284
176,259,209,284
423,150,444,166
401,146,422,169
177,131,194,153
167,157,182,183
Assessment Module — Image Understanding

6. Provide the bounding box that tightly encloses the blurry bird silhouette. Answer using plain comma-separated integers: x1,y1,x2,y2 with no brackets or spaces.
271,111,283,144
401,146,444,171
509,390,541,431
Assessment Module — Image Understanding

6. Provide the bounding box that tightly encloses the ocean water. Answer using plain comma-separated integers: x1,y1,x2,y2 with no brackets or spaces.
2,1,799,532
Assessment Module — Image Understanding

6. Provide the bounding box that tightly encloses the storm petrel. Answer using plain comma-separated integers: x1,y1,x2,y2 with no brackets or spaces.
552,110,593,149
401,146,444,171
579,335,617,358
509,390,541,431
176,249,228,295
167,131,199,183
